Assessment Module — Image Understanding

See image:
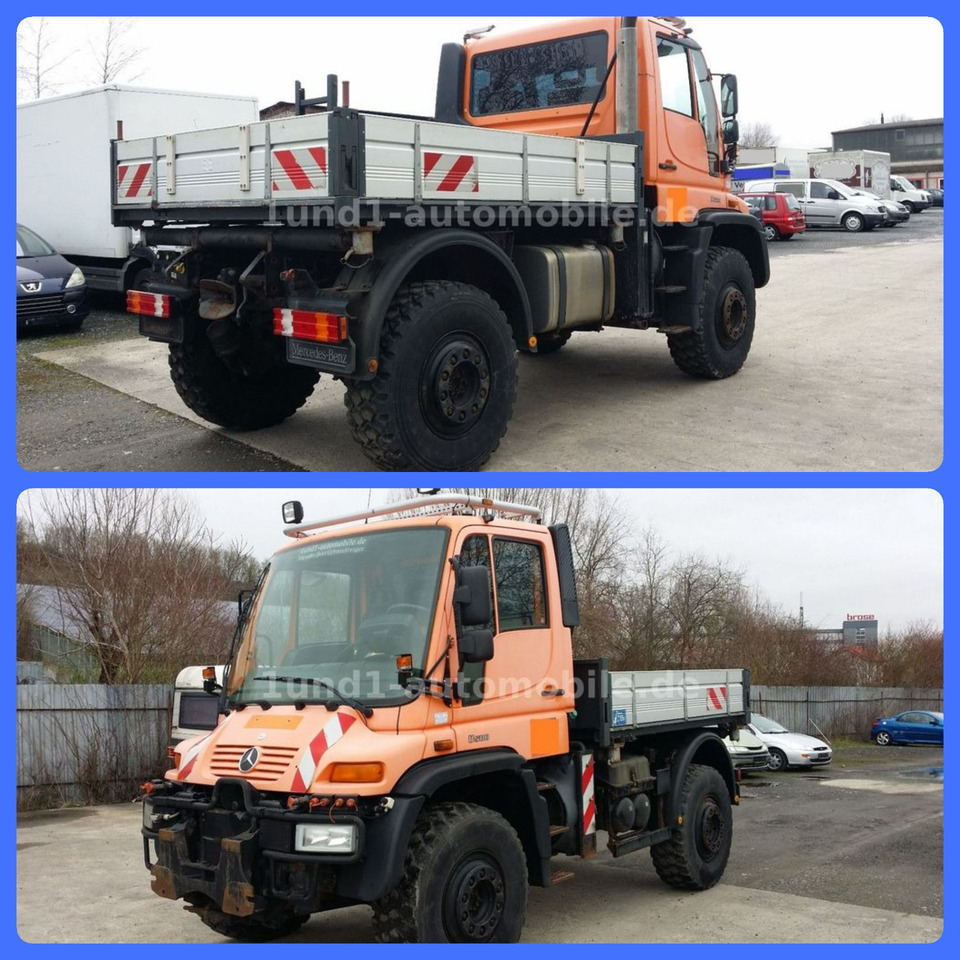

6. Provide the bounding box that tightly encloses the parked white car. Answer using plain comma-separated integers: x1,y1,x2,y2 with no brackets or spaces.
746,713,833,771
723,727,771,772
888,174,931,213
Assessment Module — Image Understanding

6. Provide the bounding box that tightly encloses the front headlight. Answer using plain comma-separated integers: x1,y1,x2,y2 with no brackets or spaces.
142,800,155,830
65,267,85,288
295,822,357,854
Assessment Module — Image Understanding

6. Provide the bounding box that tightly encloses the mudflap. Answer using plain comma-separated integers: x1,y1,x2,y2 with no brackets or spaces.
152,823,258,918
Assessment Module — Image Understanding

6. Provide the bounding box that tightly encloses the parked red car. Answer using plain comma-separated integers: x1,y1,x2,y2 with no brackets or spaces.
743,192,806,241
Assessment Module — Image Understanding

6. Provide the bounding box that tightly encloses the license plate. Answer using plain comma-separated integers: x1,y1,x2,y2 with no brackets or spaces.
286,337,355,374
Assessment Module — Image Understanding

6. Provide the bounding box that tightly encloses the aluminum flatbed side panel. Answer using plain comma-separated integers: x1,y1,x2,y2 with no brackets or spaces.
114,111,638,211
609,669,745,729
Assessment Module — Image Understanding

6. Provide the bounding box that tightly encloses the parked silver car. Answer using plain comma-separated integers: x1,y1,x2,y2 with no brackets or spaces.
746,714,833,771
850,189,910,226
723,727,771,772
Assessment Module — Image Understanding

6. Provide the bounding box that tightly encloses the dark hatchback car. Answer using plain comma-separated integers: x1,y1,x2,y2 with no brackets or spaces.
17,223,89,332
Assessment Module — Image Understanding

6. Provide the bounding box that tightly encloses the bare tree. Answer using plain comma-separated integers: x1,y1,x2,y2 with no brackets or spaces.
24,490,252,684
739,121,778,149
17,17,73,100
87,18,144,85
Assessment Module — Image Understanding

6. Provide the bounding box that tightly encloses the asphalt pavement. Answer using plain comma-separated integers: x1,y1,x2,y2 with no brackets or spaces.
17,210,943,474
16,743,943,943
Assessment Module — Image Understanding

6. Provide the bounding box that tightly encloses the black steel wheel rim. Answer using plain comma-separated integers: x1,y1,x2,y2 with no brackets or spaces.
695,794,726,862
716,285,748,347
442,854,505,942
420,333,491,437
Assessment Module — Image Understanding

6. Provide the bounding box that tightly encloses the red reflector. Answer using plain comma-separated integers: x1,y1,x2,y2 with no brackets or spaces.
127,290,171,318
273,308,347,344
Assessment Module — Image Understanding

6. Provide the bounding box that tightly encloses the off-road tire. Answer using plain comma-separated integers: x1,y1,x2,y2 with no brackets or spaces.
169,336,319,430
372,802,527,943
651,763,732,891
667,246,756,379
191,905,307,942
344,281,517,471
767,748,788,772
532,331,572,354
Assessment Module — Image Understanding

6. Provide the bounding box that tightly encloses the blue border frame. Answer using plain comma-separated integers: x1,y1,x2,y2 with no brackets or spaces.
9,3,952,952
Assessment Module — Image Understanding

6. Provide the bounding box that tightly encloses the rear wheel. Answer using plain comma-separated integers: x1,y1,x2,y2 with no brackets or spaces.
667,246,756,380
344,281,517,471
875,731,892,746
373,802,527,943
762,223,779,242
168,335,319,430
842,212,865,232
651,763,732,890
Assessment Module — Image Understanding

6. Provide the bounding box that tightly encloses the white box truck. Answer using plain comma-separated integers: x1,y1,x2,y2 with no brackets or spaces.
807,149,892,198
17,85,258,291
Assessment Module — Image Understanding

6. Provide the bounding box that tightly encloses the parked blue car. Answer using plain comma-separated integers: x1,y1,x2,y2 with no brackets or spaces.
871,710,943,746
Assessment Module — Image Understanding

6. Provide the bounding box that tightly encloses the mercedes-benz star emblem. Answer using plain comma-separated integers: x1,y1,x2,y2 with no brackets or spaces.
238,746,260,773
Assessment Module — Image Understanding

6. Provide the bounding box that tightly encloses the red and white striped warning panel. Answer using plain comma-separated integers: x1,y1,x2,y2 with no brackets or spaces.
423,151,479,193
706,685,728,712
272,146,328,194
581,753,596,837
117,162,152,200
177,734,211,781
291,712,356,792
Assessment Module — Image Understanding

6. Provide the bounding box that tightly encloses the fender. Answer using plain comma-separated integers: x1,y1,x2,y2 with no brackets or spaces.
699,209,770,289
663,730,737,823
337,228,535,381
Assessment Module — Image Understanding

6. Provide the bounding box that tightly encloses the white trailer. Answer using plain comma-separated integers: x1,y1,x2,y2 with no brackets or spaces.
17,86,258,290
807,149,892,198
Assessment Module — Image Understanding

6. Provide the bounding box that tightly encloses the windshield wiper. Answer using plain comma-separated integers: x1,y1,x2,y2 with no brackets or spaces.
252,675,373,718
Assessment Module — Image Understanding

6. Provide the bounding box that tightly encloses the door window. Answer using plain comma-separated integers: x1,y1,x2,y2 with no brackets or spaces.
656,38,694,117
493,539,547,630
775,183,805,198
810,182,833,200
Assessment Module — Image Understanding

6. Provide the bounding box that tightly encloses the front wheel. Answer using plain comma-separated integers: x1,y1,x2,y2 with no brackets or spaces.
842,212,865,232
875,731,892,746
767,748,788,772
902,201,915,214
651,763,733,891
373,802,527,943
344,281,518,471
667,246,756,380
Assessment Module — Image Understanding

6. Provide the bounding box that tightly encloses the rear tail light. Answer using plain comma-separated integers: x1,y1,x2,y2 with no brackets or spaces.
273,308,347,344
127,290,170,317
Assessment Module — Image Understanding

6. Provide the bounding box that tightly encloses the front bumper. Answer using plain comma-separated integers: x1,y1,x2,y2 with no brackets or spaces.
731,752,771,771
142,777,422,916
16,287,89,329
864,213,886,228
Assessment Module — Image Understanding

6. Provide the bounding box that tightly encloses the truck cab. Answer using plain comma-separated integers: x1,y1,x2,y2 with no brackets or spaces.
141,495,748,942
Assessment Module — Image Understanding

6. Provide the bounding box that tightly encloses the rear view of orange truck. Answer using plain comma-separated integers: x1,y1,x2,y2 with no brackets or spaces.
141,494,751,942
117,17,768,471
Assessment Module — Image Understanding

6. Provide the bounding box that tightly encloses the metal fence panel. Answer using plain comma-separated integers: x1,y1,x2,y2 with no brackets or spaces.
751,685,943,738
16,684,173,803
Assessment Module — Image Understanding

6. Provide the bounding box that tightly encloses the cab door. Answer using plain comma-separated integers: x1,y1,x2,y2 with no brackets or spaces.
450,529,570,761
807,180,842,226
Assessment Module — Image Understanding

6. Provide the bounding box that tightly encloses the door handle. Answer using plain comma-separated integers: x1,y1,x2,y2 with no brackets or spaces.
541,688,565,698
659,161,678,171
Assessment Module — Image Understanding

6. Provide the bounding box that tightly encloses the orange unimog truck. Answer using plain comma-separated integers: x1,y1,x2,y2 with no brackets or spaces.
141,494,751,942
116,17,767,472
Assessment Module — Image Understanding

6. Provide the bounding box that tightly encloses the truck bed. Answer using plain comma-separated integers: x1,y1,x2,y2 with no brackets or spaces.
112,109,640,224
571,660,749,746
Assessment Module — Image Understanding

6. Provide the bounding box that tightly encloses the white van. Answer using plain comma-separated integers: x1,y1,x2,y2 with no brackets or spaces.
171,665,225,744
744,178,886,232
888,175,931,213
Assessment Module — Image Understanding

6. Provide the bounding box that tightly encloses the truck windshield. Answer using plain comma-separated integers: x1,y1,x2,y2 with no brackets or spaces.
227,527,448,707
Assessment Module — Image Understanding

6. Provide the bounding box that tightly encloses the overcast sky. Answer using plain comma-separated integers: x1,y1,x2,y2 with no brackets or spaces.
20,489,940,634
17,16,943,148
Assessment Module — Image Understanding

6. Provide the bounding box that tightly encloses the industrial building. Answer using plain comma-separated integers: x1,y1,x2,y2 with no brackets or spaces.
831,118,943,190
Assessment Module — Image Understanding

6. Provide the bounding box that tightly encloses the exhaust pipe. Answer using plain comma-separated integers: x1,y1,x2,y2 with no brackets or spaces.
616,17,638,135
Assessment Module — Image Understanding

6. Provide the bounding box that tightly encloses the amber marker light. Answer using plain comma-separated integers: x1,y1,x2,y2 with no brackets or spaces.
329,763,384,782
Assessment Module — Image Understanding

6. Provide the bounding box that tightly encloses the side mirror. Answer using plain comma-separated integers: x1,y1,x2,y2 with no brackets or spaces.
459,628,495,664
720,74,738,118
454,564,492,627
202,666,222,695
723,118,739,145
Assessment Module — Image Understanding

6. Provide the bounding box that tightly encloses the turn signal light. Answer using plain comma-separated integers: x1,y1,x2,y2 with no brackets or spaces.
273,308,348,343
127,290,171,317
396,654,413,672
166,747,178,760
202,666,216,680
329,762,384,783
